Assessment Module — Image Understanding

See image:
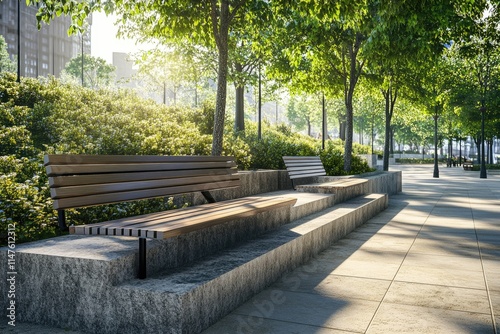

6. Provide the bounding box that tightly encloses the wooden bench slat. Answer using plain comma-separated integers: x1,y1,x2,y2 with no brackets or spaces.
284,164,325,169
100,197,282,233
53,180,241,210
74,197,297,239
286,166,326,173
44,154,234,165
283,156,322,161
156,197,297,239
50,174,240,199
288,172,327,179
49,168,237,187
46,161,237,176
76,197,259,232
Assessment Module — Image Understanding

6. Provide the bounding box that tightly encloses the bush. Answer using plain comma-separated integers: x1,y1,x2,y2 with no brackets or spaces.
0,74,373,244
471,164,500,171
0,155,58,244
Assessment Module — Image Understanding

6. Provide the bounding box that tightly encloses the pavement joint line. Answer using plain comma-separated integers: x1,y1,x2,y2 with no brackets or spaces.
470,189,498,334
363,189,436,333
230,310,351,333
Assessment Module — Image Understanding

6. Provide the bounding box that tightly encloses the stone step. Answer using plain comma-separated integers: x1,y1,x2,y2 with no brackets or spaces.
101,193,388,334
1,171,402,333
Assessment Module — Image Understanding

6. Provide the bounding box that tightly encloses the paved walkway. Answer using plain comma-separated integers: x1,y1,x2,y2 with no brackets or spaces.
203,165,500,334
3,165,499,333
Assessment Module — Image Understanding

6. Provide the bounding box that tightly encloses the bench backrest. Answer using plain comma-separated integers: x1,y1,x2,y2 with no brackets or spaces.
44,155,240,210
282,156,326,180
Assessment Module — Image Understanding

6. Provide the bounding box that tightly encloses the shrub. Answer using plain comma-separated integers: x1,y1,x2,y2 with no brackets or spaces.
0,74,373,244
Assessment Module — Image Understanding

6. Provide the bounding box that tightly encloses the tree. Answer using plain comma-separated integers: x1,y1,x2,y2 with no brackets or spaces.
363,0,490,171
0,35,16,74
267,1,374,172
62,54,115,89
286,94,322,136
30,0,276,156
132,49,185,105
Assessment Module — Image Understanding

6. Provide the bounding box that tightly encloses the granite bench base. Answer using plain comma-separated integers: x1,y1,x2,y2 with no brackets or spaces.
1,193,387,334
0,171,400,333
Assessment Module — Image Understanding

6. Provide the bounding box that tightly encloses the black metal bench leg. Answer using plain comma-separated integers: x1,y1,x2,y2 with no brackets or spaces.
138,237,147,279
58,209,68,231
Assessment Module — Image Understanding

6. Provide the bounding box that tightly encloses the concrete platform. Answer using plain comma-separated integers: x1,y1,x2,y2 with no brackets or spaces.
202,165,500,334
3,166,498,333
0,171,399,333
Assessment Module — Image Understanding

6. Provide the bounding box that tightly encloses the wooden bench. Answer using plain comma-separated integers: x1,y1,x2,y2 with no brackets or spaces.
463,162,473,170
282,156,327,189
45,154,297,278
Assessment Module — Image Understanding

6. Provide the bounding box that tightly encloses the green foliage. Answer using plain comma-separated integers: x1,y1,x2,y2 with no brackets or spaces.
396,158,440,164
62,54,116,89
0,74,372,245
0,36,16,74
0,155,58,244
470,164,500,171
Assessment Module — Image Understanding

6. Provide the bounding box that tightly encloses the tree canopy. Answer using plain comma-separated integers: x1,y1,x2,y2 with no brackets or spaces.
25,0,500,169
0,35,16,74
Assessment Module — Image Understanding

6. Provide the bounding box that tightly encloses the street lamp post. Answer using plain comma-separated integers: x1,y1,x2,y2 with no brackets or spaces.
258,63,262,140
433,111,439,178
322,92,326,150
480,103,487,179
17,0,21,82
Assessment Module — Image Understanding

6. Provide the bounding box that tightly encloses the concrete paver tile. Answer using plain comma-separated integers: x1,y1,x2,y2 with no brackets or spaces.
395,265,487,289
272,271,391,302
419,225,478,236
480,244,500,259
409,236,480,258
367,303,494,334
383,281,491,314
402,252,484,272
491,290,500,315
300,250,405,280
202,314,350,334
231,290,380,333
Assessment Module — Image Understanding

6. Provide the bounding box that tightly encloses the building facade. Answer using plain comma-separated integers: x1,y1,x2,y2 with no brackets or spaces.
0,0,91,78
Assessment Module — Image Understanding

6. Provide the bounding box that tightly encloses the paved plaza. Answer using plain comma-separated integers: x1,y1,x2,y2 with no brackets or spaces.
3,164,499,333
203,165,500,333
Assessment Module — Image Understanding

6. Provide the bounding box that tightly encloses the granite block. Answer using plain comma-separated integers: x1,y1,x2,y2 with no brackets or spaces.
1,193,388,334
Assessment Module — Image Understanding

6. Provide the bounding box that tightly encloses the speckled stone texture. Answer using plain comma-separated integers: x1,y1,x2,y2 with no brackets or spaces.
0,193,387,334
0,170,399,334
305,170,402,200
314,171,403,195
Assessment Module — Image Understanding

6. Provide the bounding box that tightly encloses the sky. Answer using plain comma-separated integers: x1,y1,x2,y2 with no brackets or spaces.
90,12,153,64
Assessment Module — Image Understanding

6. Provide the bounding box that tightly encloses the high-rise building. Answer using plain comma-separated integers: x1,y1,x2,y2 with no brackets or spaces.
0,0,91,78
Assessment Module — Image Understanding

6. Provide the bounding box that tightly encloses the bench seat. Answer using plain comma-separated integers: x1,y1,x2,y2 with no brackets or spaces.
74,196,297,239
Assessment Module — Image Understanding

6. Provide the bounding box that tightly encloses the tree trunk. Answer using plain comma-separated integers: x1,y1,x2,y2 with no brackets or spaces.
475,137,480,164
344,96,354,172
382,84,397,172
211,1,230,156
234,61,245,131
163,82,167,105
488,139,493,164
342,35,365,173
339,116,346,140
234,82,245,131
